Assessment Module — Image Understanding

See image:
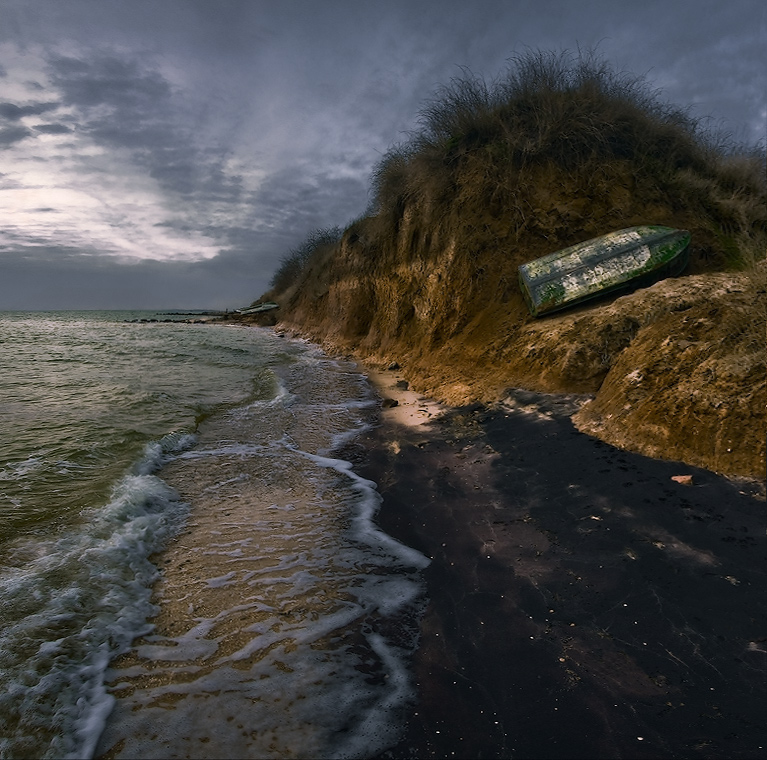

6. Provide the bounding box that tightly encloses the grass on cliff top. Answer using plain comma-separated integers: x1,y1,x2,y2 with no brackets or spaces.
366,49,765,269
267,226,343,297
268,49,765,302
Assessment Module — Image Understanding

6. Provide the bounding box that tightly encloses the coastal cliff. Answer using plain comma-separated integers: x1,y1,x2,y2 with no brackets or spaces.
246,52,766,480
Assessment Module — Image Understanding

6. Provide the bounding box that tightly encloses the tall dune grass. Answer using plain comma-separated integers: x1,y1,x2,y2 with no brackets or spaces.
367,49,765,270
268,49,765,298
268,226,342,295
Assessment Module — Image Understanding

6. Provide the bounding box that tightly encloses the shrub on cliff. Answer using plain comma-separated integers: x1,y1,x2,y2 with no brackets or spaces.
368,49,765,271
269,226,343,295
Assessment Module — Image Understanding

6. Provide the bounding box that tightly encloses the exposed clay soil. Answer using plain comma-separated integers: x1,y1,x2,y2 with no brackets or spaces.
242,262,765,480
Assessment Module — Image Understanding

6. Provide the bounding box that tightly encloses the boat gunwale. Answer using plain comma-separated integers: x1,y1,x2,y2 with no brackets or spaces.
518,226,689,290
518,226,691,317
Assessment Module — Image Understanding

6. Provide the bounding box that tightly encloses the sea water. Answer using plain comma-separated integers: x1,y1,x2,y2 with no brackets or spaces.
0,312,428,759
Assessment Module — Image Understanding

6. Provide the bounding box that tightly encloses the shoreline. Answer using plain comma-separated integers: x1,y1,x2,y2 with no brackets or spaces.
94,329,766,759
94,341,432,760
355,366,766,759
363,365,448,428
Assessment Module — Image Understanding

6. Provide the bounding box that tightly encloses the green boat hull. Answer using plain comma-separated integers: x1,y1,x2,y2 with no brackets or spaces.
518,225,690,317
236,302,279,315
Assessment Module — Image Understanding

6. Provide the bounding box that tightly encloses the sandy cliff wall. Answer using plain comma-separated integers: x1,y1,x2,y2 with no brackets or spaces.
267,216,765,480
250,55,766,480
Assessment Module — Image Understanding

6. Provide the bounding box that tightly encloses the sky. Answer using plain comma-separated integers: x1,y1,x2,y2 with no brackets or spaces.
0,0,765,310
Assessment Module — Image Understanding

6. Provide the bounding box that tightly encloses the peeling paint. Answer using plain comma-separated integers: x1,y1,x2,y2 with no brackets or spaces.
519,226,690,316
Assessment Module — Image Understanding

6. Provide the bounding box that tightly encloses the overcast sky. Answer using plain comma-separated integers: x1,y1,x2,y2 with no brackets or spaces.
1,0,765,310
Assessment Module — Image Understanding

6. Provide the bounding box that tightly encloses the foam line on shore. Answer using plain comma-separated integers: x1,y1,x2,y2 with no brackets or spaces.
95,339,430,759
295,446,431,571
0,432,195,760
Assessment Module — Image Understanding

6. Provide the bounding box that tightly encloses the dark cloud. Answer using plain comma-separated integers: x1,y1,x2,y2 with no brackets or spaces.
32,123,72,134
144,149,245,202
0,100,58,120
48,55,171,110
44,51,252,207
30,46,370,278
0,246,264,310
46,54,179,150
0,172,21,189
250,170,368,231
0,0,763,309
0,125,32,146
0,241,94,261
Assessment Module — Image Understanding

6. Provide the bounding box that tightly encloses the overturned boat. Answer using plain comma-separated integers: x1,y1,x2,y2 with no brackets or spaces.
518,225,690,317
236,302,279,315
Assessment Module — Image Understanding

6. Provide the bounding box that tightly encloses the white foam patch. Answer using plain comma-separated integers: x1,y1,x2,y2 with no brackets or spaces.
205,571,238,588
201,473,250,492
296,447,431,571
329,630,414,759
234,375,292,412
0,434,195,760
95,336,430,760
174,442,270,459
133,431,198,475
136,636,219,662
0,455,45,480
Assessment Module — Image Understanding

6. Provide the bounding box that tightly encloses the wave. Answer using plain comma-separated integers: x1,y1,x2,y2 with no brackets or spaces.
93,346,430,760
0,432,195,760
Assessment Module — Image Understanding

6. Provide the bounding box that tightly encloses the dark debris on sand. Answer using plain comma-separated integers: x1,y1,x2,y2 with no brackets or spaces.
360,391,766,760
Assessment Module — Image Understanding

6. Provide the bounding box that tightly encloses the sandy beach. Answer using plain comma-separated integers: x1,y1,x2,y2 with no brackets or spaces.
95,355,766,759
361,370,766,759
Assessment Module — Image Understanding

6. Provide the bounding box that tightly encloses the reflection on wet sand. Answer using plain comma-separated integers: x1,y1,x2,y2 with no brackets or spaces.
97,353,428,760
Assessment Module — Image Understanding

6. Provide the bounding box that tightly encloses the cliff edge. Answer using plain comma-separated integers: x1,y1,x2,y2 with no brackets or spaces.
270,250,764,480
246,52,766,480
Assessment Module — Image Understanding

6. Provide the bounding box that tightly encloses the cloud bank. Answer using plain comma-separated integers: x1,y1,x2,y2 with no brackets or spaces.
0,0,764,309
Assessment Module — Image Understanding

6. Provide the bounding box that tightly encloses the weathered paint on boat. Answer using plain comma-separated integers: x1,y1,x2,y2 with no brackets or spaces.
236,302,279,315
518,225,690,317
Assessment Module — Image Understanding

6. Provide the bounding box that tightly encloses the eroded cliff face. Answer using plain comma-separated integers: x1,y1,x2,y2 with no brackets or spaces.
264,217,764,481
568,273,765,479
266,235,767,478
242,152,766,481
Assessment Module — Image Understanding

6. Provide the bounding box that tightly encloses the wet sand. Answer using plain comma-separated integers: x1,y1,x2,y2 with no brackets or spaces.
95,355,427,760
361,373,766,759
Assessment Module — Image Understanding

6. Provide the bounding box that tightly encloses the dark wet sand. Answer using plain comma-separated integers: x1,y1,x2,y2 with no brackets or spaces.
356,389,766,759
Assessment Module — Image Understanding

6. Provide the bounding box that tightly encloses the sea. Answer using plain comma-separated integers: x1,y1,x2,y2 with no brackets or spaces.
0,311,429,760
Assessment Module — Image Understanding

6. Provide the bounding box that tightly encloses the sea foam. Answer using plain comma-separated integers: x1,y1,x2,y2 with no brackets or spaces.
0,432,194,759
94,347,430,760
